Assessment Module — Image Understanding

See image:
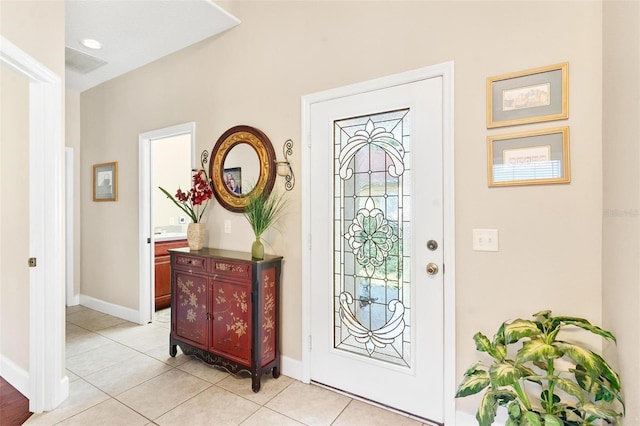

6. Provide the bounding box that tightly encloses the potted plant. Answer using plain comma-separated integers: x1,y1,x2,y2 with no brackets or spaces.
243,189,286,259
456,310,624,426
159,169,213,250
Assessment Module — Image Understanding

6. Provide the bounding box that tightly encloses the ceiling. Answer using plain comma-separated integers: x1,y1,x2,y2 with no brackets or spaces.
65,0,240,92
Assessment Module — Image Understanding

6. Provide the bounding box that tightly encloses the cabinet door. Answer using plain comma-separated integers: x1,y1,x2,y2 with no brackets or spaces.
173,270,208,349
155,255,172,310
211,278,251,365
155,239,187,311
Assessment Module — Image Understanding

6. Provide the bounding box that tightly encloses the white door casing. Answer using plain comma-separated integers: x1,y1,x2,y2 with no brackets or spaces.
0,35,68,412
301,63,455,424
65,147,78,306
138,122,195,324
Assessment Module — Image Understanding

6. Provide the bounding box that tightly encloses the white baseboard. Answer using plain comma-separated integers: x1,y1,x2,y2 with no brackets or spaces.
75,298,314,383
66,294,80,306
79,295,140,323
455,409,505,426
0,354,30,398
455,410,477,426
280,355,303,381
47,375,70,412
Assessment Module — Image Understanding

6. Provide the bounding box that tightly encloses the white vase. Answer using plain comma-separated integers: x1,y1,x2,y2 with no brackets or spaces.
187,223,206,250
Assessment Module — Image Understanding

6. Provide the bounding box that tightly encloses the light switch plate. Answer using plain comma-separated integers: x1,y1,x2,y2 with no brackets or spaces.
473,228,499,252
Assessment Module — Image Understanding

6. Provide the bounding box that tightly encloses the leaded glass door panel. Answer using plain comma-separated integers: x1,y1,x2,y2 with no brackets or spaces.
309,76,444,423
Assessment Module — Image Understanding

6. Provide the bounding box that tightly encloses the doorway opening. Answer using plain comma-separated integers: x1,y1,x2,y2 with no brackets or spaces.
138,123,194,325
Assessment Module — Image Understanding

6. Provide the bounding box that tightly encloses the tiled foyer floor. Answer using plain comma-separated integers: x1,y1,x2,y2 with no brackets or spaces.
25,305,425,426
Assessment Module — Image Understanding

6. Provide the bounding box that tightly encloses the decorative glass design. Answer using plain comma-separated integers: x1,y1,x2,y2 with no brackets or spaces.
334,109,411,367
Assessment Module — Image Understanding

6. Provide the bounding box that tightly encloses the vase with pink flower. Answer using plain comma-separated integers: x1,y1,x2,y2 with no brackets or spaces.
159,169,213,250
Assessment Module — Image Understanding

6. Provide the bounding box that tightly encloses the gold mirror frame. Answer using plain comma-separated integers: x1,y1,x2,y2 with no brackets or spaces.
210,125,276,213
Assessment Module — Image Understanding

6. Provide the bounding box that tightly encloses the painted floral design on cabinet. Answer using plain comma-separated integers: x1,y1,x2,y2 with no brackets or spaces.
261,268,277,364
174,274,208,348
212,280,252,364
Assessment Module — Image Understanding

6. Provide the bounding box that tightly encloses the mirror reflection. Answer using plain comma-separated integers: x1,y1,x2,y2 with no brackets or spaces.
222,143,260,196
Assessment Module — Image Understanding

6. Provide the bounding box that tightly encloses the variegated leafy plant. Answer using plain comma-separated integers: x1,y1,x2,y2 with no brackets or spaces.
456,310,624,426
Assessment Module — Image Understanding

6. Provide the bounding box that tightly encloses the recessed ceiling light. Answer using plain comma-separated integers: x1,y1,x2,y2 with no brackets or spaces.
80,38,102,50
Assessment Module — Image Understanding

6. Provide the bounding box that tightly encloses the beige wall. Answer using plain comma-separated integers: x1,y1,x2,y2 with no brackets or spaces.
0,1,65,77
154,134,191,230
0,0,65,379
603,2,640,424
79,0,617,419
0,64,31,372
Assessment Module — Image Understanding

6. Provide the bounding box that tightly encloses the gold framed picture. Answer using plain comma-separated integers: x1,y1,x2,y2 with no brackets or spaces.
487,127,570,187
487,63,568,128
93,162,118,201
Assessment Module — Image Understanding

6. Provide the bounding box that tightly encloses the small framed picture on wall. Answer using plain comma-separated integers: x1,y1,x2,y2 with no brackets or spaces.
487,127,570,187
487,63,568,128
93,162,118,201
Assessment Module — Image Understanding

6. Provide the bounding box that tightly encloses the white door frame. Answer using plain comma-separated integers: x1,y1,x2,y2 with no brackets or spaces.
65,147,78,306
301,62,455,423
138,122,195,324
0,36,68,412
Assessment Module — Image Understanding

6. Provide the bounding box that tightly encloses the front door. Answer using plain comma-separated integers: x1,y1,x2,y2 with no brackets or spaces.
308,73,446,423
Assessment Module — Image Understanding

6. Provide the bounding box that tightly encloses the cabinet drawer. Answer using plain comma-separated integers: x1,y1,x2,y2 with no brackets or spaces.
155,239,187,256
212,260,251,280
173,254,208,272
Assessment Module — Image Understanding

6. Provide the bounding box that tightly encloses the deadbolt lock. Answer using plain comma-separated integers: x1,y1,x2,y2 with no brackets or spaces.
427,240,438,251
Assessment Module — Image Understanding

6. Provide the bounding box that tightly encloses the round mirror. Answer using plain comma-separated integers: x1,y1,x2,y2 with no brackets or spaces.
210,125,276,212
222,143,260,195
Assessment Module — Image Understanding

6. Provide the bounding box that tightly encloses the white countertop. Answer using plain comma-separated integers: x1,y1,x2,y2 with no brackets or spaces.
154,232,187,242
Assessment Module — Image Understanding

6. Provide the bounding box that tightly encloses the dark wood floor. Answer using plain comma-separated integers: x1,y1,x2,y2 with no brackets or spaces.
0,376,32,426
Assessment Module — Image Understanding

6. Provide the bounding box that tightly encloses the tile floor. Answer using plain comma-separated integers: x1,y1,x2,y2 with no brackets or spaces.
25,305,427,426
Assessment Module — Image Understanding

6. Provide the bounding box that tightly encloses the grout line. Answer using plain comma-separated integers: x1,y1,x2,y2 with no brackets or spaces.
111,377,214,423
41,378,110,425
64,307,398,425
237,405,309,426
329,398,354,425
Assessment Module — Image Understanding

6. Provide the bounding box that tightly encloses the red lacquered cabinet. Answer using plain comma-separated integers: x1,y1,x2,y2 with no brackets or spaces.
169,247,282,392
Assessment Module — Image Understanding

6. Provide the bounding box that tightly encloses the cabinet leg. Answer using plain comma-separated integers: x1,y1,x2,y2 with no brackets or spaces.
272,366,280,379
169,344,177,357
252,375,261,393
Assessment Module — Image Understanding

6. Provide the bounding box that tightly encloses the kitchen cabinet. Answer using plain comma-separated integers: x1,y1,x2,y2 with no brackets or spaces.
154,238,187,311
169,247,282,392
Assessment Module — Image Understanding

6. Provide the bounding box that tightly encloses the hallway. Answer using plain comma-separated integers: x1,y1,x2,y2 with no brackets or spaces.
24,306,425,425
